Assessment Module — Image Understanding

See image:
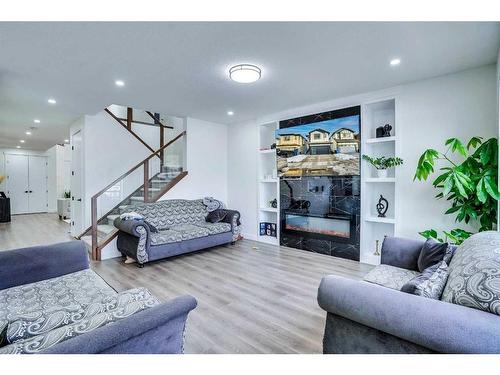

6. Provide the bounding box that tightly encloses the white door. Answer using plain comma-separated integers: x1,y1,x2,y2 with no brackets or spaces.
28,156,48,213
5,154,29,214
71,130,84,236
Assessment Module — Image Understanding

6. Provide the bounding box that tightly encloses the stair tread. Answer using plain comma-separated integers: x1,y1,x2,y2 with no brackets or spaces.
97,224,116,234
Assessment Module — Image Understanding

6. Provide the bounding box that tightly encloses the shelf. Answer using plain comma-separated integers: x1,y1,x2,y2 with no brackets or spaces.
259,149,276,154
260,179,278,183
365,177,395,183
365,136,396,144
260,207,278,213
365,216,395,224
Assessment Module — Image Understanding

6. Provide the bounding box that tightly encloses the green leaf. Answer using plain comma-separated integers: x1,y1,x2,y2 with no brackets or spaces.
484,176,500,200
476,178,488,203
467,136,483,150
453,174,468,198
442,175,454,196
445,205,461,214
446,138,467,157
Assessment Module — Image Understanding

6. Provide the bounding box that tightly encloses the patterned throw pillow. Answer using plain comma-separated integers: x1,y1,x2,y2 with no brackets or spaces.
6,287,155,344
0,295,160,354
414,261,449,299
441,231,500,315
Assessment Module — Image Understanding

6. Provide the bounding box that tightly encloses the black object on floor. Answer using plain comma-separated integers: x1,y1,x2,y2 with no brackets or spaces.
0,192,11,223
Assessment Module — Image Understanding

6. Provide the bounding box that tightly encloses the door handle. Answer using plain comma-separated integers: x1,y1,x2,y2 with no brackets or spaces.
24,190,29,193
29,190,33,193
77,198,82,202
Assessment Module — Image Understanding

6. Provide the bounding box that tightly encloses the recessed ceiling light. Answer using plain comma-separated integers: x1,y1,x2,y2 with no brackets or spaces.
25,131,32,135
47,98,57,104
227,111,234,116
229,64,261,83
20,140,25,143
115,80,125,87
390,58,401,66
16,146,21,149
34,119,41,123
64,139,69,143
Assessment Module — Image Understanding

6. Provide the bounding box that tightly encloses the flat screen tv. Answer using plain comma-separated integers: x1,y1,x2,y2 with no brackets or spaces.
275,114,360,177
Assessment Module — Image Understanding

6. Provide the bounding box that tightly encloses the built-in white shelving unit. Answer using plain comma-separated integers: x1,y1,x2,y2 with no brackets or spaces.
361,98,397,265
257,121,280,245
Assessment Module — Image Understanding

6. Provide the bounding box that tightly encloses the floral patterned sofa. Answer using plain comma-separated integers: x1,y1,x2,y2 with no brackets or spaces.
0,241,197,354
114,199,241,266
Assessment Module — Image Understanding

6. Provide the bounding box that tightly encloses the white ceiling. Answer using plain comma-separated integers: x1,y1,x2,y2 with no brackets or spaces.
0,22,499,150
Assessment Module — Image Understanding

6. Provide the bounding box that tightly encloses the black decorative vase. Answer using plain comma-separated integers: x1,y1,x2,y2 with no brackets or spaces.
376,195,388,218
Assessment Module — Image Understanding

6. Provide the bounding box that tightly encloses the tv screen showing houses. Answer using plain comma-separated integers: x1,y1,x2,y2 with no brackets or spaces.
276,115,360,177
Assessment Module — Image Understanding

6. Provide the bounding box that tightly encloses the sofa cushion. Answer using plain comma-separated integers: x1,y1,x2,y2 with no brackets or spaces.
363,264,420,290
0,269,116,325
0,293,160,354
170,224,210,241
6,287,154,344
194,221,232,235
417,238,448,272
150,229,183,245
441,231,500,316
0,320,7,347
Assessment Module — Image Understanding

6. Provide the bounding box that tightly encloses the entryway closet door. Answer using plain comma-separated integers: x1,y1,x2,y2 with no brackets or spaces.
28,156,48,213
5,154,30,214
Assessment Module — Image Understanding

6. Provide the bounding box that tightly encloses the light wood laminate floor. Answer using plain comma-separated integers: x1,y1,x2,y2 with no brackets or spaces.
92,239,373,354
0,213,72,251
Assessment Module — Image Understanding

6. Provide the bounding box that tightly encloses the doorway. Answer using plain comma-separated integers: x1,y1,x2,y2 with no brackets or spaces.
5,154,48,214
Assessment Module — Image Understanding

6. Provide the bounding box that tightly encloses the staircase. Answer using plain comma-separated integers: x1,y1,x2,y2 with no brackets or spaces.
77,105,188,261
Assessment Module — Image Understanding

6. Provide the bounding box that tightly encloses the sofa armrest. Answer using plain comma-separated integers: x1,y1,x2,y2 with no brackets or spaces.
114,217,151,238
42,295,198,354
380,236,424,271
318,275,500,353
221,209,241,241
0,241,89,290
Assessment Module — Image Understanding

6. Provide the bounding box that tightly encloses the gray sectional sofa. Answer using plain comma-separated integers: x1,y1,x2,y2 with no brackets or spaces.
318,231,500,354
114,199,241,266
0,241,197,354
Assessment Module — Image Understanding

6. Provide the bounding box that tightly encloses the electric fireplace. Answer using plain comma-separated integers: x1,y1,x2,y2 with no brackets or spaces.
283,211,356,243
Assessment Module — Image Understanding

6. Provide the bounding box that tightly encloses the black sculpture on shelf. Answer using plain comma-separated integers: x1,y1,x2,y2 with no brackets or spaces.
376,123,392,138
270,198,278,208
376,195,388,217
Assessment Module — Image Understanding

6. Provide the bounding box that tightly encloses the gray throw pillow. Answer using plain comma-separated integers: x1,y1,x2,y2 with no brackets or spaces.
441,231,500,315
417,238,448,272
0,320,7,348
206,209,227,223
414,261,449,299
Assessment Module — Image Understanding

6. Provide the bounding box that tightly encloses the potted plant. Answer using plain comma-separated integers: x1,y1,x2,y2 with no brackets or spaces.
414,136,498,244
362,155,403,178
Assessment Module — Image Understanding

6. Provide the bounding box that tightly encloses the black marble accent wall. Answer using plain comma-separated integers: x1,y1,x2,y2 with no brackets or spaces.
280,176,360,261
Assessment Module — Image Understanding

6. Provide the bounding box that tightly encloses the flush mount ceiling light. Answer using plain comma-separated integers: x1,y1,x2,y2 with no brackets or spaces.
33,119,40,123
64,139,69,143
47,98,57,104
227,111,234,116
115,80,125,87
25,131,32,135
390,58,401,66
20,140,25,143
229,64,261,83
16,146,21,149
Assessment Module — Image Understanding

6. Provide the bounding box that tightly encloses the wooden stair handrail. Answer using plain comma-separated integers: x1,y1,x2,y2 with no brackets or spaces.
91,130,186,200
104,108,160,156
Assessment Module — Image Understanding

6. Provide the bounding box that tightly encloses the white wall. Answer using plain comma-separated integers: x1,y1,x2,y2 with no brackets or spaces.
228,65,498,246
46,144,70,213
163,118,228,203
